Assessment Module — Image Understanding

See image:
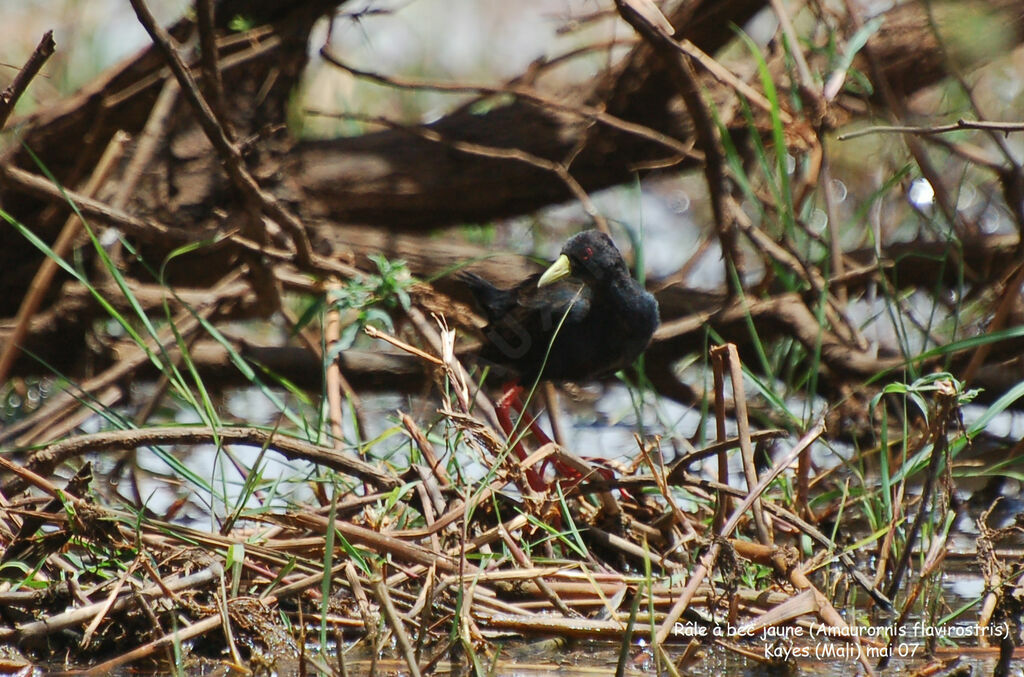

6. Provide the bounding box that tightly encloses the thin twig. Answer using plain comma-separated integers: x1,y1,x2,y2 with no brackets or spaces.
0,165,190,244
0,31,55,130
839,118,1024,141
613,0,740,296
195,0,231,140
319,48,696,159
884,381,958,599
329,111,612,234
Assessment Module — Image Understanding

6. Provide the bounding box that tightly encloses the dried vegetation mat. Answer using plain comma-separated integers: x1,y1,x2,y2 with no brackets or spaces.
2,327,1021,676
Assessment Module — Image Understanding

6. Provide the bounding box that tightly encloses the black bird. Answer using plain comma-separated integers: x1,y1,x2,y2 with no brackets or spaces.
461,229,660,385
460,229,659,491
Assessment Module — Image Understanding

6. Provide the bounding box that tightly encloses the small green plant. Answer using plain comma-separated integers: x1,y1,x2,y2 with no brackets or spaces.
228,14,256,32
326,255,414,354
870,372,980,425
738,561,774,590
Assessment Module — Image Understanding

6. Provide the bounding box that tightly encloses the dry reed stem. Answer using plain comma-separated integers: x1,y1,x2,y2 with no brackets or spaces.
655,417,826,644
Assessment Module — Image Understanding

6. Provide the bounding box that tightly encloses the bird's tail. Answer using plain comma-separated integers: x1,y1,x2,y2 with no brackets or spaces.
456,270,513,321
454,269,492,291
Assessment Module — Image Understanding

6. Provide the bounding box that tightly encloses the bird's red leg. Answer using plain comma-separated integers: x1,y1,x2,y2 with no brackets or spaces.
496,382,547,491
505,388,553,446
495,382,524,455
500,384,583,485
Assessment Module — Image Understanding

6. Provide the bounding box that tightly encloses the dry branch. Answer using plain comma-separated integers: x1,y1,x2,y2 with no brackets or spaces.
3,425,400,495
0,31,56,130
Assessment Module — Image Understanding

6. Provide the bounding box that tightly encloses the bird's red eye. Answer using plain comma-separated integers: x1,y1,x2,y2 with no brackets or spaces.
583,246,593,260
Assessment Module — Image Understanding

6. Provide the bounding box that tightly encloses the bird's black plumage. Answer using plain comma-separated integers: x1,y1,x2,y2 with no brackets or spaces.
460,230,660,383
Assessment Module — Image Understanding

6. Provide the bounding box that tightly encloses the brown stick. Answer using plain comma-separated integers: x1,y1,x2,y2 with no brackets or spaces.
5,426,400,493
324,280,346,444
0,31,55,130
720,344,771,545
374,578,423,677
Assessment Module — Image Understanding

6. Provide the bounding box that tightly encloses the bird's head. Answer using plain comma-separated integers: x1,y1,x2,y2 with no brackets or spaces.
537,229,627,287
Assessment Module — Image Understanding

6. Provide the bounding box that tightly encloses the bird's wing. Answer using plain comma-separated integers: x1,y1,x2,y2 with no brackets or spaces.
515,278,592,325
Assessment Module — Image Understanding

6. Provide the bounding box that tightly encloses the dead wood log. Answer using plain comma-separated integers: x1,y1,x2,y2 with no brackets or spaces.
2,0,1024,408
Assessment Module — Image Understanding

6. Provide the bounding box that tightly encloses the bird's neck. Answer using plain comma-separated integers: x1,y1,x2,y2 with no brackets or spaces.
605,274,645,313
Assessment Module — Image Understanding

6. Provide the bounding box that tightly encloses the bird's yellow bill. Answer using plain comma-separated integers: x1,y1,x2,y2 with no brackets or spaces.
538,254,572,287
